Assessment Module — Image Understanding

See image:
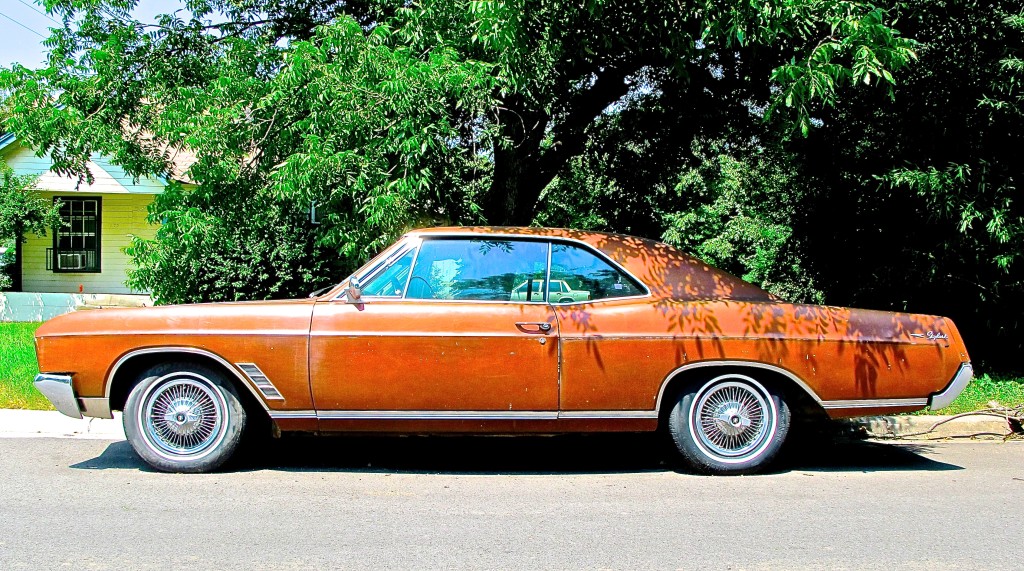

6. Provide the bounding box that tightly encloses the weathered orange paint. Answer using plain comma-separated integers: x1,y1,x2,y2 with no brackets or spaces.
310,301,559,411
34,227,971,433
35,299,315,410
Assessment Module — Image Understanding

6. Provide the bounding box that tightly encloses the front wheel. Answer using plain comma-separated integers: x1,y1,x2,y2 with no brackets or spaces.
123,363,246,473
668,374,790,475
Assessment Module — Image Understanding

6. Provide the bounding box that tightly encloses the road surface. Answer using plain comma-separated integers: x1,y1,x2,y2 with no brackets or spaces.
0,433,1020,569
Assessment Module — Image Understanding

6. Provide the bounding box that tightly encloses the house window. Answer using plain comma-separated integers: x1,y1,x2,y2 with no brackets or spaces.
49,197,101,273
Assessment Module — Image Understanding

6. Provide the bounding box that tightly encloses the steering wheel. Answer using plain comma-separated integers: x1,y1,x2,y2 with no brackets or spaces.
408,275,435,298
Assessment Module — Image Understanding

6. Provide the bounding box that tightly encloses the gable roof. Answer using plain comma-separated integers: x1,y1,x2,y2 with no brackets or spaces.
0,132,16,150
0,132,196,185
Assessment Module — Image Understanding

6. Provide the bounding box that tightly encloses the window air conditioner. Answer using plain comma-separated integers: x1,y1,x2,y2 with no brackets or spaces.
59,253,86,270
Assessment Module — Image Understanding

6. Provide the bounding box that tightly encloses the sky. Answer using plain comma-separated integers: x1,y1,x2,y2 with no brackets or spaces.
0,0,185,68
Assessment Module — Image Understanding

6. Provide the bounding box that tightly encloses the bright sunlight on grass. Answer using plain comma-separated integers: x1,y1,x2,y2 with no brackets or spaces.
935,373,1024,415
0,322,51,410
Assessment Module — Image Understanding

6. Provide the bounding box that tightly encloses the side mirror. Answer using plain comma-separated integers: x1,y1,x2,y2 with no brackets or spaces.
345,276,363,304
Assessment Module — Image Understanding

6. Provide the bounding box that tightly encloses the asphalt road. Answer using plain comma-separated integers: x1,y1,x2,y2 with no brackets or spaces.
0,433,1021,570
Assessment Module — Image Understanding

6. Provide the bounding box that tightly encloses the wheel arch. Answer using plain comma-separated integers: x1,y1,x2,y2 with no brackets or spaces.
655,361,826,427
105,347,270,417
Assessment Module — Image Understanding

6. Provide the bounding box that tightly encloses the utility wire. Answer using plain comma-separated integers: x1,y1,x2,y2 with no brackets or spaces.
15,0,60,25
0,10,46,38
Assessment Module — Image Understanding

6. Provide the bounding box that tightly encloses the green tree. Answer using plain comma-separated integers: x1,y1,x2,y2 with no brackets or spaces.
0,161,60,290
791,0,1024,372
0,0,916,302
661,139,824,303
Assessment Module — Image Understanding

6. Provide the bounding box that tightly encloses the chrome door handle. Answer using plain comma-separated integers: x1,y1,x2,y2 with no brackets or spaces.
515,321,552,333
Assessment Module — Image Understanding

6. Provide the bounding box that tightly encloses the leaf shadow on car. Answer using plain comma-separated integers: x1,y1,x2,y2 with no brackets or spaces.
71,427,962,475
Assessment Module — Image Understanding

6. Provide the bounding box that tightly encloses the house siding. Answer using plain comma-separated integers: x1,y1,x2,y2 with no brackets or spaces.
3,142,163,295
20,193,157,294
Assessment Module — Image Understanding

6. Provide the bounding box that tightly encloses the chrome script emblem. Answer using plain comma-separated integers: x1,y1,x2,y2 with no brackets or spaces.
910,331,948,341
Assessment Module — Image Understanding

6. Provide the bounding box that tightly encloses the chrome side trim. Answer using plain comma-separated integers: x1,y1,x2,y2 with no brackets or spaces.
235,363,284,400
309,330,538,337
655,360,823,412
557,410,658,419
820,398,929,410
316,410,559,420
268,410,317,419
275,410,660,421
544,242,553,302
560,333,931,345
328,298,553,306
104,347,270,412
929,362,973,410
41,330,308,338
33,374,83,419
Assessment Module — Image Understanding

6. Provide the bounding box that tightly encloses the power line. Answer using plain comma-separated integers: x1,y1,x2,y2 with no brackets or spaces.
0,10,46,38
15,0,61,25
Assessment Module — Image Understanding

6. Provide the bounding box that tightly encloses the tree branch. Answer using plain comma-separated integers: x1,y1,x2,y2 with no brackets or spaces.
533,65,634,186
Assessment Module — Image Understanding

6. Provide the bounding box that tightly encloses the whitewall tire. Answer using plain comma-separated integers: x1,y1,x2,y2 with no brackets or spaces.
668,374,790,475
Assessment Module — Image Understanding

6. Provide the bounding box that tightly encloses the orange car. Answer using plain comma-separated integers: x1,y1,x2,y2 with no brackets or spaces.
33,227,972,474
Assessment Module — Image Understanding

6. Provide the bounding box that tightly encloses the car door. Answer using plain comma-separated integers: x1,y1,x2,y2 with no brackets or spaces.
309,236,559,427
548,241,652,412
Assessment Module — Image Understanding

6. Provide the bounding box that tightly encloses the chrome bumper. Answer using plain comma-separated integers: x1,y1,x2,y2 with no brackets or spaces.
33,374,83,419
929,362,973,411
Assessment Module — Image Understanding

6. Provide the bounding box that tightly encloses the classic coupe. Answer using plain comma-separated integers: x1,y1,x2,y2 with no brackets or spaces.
33,227,973,474
510,279,590,303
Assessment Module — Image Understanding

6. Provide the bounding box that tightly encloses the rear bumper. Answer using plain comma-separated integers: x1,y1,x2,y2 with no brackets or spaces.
929,362,973,411
33,374,83,419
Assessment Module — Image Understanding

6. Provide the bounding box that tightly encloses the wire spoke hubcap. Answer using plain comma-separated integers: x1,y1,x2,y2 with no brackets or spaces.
141,376,227,460
690,380,776,462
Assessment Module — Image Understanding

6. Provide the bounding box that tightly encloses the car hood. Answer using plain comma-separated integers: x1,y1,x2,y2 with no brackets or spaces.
35,299,316,338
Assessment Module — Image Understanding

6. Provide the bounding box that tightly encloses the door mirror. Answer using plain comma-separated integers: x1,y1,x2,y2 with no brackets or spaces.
345,277,363,304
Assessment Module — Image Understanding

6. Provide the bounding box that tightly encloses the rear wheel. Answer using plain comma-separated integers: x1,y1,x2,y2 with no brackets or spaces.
668,373,790,475
123,362,246,473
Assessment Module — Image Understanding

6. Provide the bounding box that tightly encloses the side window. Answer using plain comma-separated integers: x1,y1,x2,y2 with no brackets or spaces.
360,249,416,297
549,243,644,303
407,239,548,302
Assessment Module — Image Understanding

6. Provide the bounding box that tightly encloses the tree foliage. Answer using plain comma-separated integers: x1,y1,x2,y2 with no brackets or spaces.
8,1,1021,373
660,139,823,304
0,0,916,303
792,0,1024,372
0,161,59,290
536,0,1024,372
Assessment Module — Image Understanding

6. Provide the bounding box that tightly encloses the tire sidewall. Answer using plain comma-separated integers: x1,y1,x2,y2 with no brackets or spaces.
668,375,791,475
123,363,247,473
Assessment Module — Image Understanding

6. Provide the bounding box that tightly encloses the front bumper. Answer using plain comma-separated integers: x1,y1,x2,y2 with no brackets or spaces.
33,374,83,419
929,362,974,411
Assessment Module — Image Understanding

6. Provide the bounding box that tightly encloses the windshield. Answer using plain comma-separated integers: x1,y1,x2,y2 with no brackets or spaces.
309,238,411,298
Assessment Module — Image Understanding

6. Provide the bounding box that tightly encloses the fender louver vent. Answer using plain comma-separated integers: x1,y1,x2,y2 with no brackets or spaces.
235,363,284,400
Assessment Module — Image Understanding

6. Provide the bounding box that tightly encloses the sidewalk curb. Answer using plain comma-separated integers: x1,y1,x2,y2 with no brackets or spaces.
0,409,125,440
0,408,1019,441
841,414,1018,440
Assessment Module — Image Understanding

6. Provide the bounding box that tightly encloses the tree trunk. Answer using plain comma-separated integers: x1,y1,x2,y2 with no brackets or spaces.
482,102,550,226
481,69,635,226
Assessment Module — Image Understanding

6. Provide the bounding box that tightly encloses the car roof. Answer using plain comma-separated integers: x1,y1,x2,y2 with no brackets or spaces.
404,227,775,303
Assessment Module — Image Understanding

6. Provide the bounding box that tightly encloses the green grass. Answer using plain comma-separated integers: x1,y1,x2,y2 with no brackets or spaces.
0,322,51,410
2,320,1023,414
927,373,1024,416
